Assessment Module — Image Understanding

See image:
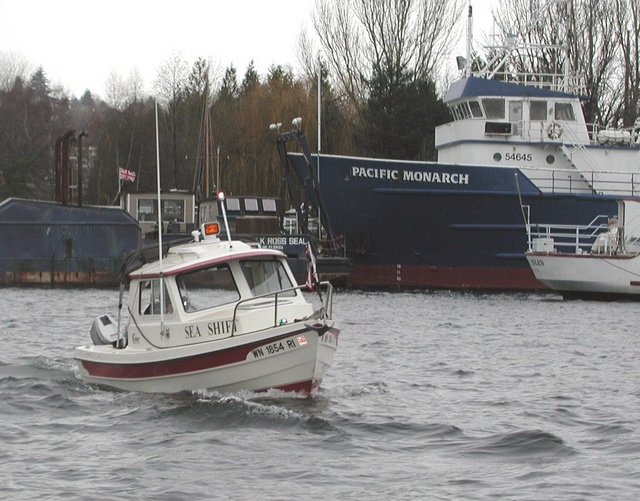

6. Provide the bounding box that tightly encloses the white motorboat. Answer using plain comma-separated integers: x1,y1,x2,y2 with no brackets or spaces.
524,199,640,300
74,194,339,394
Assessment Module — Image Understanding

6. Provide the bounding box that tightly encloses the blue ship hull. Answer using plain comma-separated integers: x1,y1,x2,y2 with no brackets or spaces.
289,154,620,290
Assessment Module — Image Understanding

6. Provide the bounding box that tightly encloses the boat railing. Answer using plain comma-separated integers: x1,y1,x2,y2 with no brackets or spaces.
480,68,587,96
520,166,640,196
230,281,334,337
526,216,612,254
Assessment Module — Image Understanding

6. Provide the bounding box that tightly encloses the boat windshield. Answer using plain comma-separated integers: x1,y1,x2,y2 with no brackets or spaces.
176,264,240,312
240,259,295,297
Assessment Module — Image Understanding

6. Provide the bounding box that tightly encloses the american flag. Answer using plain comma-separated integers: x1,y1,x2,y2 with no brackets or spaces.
119,167,136,182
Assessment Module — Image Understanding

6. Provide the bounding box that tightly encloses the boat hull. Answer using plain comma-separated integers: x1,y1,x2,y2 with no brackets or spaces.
526,252,640,300
289,154,621,290
75,325,339,394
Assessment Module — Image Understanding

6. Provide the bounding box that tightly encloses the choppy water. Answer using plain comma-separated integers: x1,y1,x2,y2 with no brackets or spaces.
1,287,639,500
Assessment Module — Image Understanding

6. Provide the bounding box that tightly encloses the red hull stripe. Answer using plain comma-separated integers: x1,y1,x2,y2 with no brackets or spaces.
80,329,309,379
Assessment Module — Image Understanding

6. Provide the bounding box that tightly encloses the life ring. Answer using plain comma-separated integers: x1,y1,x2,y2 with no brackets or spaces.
546,122,563,139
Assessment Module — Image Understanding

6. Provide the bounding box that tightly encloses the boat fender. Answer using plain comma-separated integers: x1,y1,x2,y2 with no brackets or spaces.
546,122,563,139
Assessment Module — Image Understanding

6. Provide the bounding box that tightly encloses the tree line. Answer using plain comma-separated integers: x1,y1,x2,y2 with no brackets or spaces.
1,0,639,206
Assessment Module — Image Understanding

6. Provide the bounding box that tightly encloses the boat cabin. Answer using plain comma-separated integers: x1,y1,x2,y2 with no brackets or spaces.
121,224,314,351
198,195,282,236
436,77,591,160
125,192,196,239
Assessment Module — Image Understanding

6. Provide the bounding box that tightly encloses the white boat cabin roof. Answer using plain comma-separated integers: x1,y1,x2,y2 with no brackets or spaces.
128,239,286,280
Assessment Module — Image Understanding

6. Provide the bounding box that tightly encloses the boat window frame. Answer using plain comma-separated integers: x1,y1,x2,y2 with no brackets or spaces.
555,102,575,121
175,263,240,313
450,105,462,121
244,198,259,212
239,258,296,298
262,199,277,213
530,100,547,121
468,100,483,118
226,197,241,212
482,98,506,119
460,103,472,119
139,278,174,316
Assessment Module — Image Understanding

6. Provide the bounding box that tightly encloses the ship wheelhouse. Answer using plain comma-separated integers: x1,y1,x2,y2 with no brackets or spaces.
435,76,591,167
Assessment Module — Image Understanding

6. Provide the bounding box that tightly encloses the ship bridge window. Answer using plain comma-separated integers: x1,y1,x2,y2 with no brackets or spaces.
469,100,483,118
555,103,575,121
530,101,547,120
483,98,505,119
176,264,240,312
450,105,463,121
241,259,295,298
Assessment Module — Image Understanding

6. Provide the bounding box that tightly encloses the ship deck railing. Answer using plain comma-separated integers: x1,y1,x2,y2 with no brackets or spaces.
518,165,640,196
526,215,640,255
477,68,587,96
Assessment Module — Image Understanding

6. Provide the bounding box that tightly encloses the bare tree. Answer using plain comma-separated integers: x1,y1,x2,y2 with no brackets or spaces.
104,70,127,110
308,0,464,110
487,0,620,126
126,68,145,104
611,0,640,128
153,54,190,189
0,51,32,91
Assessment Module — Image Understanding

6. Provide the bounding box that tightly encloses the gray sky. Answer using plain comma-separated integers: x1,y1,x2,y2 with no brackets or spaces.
0,0,497,98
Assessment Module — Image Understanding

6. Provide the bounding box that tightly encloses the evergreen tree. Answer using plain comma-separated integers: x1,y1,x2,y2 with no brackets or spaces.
359,70,450,160
241,61,260,96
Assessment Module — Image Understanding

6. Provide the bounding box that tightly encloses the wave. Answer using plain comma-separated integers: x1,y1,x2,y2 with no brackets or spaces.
463,429,575,460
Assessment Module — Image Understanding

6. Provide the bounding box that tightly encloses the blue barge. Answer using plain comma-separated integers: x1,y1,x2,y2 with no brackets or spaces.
0,198,141,285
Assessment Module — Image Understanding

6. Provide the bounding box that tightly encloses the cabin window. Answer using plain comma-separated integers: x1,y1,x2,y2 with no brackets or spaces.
137,199,157,222
460,103,471,119
262,199,277,213
226,198,241,212
245,198,259,212
469,100,483,118
137,199,185,222
162,200,185,222
482,98,505,119
530,101,547,120
555,103,575,121
176,264,239,312
240,259,295,298
140,279,173,315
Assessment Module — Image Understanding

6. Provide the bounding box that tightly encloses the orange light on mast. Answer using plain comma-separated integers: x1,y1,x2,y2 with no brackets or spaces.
203,222,220,236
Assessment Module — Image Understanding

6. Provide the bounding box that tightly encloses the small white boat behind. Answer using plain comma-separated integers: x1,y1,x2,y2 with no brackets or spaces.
525,199,640,300
75,194,339,394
